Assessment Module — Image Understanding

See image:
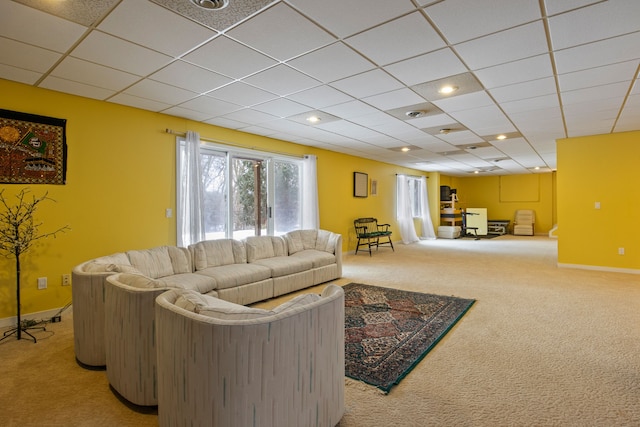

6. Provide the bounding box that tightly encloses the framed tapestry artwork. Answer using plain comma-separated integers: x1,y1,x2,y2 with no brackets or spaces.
353,171,368,198
0,109,67,185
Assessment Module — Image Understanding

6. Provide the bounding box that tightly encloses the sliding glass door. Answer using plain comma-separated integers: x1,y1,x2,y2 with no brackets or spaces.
197,146,302,240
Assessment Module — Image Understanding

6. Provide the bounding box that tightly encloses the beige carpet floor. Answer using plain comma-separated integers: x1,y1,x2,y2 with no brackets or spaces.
1,235,638,426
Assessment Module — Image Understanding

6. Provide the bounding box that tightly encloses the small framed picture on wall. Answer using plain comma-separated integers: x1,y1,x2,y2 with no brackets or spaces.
353,172,368,198
370,179,378,196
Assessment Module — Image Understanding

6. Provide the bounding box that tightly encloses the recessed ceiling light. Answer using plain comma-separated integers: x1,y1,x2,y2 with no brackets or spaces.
306,116,321,123
534,166,540,170
496,134,507,140
190,0,230,10
473,170,480,174
401,147,410,152
439,128,451,134
438,85,458,95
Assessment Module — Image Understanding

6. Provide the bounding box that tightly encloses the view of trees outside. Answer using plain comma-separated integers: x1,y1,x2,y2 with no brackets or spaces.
273,161,300,234
200,150,302,239
201,152,227,239
232,158,266,238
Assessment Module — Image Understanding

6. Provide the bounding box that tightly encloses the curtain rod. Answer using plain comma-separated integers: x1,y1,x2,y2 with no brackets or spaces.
396,173,428,179
165,128,305,159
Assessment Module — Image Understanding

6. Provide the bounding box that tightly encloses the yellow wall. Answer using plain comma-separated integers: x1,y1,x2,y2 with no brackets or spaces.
557,131,640,270
0,79,429,318
444,173,556,234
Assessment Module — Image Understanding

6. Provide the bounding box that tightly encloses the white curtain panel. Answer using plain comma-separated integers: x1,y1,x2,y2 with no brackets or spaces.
419,176,436,240
396,175,419,244
176,131,206,247
302,154,319,229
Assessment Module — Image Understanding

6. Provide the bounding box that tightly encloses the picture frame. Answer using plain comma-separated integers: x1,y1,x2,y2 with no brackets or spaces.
353,171,368,198
0,109,67,185
370,179,378,197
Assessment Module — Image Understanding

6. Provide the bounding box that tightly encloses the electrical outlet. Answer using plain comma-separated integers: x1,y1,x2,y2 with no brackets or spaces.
37,277,47,290
62,274,71,286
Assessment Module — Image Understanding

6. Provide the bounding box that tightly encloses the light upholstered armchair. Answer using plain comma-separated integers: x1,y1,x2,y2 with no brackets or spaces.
155,285,345,427
514,209,535,236
104,273,170,406
72,252,132,368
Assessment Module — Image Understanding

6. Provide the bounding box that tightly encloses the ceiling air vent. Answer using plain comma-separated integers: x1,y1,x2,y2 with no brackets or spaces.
405,110,425,119
190,0,230,10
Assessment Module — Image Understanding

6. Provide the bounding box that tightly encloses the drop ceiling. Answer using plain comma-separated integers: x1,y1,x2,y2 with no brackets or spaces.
1,0,639,176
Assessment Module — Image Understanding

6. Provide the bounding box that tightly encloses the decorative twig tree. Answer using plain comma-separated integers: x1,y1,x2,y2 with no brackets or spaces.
0,188,69,342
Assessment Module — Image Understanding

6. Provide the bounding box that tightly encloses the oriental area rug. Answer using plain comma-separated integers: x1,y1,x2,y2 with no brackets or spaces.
343,283,475,393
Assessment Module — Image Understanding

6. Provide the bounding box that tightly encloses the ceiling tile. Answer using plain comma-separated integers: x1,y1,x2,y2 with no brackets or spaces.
13,0,119,26
243,65,320,96
548,0,640,50
543,0,603,16
49,57,140,91
98,0,217,57
287,85,354,109
0,63,41,85
109,93,172,112
500,94,560,114
288,42,375,83
221,109,280,125
449,105,513,133
183,36,277,79
425,0,541,44
561,81,630,106
288,0,416,38
228,3,335,60
179,95,243,116
0,1,87,52
433,91,496,113
474,54,553,89
70,31,172,76
384,48,467,86
149,61,232,94
39,76,115,100
489,77,557,103
207,82,278,106
554,32,640,75
322,100,381,119
345,12,445,66
455,21,549,70
330,69,403,98
362,88,426,110
163,106,215,122
557,60,638,92
0,37,61,73
252,98,313,118
124,79,197,104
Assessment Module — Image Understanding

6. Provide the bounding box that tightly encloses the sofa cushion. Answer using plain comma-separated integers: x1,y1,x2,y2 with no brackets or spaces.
245,236,287,262
174,290,272,320
190,239,246,271
116,273,164,288
284,230,316,254
315,229,339,254
289,250,336,268
195,263,271,290
127,246,191,279
156,273,217,294
251,256,313,278
271,293,321,314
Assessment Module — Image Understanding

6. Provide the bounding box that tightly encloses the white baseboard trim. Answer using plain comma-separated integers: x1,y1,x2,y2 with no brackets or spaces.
558,263,640,275
0,306,72,328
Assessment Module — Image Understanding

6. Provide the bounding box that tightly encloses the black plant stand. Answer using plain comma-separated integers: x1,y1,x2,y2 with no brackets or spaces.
0,321,46,343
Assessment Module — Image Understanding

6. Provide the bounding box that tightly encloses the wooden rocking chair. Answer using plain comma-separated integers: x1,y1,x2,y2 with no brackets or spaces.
354,217,394,256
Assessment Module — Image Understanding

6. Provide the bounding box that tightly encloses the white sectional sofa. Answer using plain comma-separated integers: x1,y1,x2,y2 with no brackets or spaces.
155,285,345,427
72,229,342,368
